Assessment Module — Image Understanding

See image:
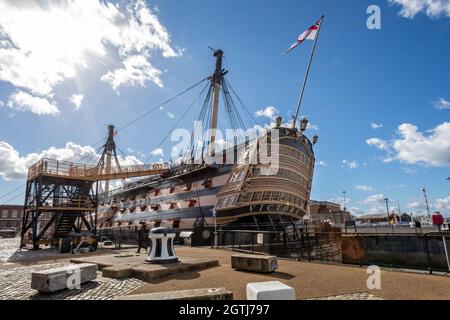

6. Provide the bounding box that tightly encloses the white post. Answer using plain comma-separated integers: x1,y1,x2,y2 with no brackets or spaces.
443,236,450,272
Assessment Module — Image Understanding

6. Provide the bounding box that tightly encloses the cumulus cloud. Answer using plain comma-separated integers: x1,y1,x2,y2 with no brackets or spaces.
317,160,327,167
255,106,278,120
360,193,389,214
101,54,163,92
371,122,383,129
433,97,450,110
366,138,389,151
0,0,179,112
367,122,450,167
307,123,319,131
390,0,450,18
355,185,374,192
69,94,84,110
0,140,141,181
363,194,386,204
342,159,359,170
435,195,450,212
150,148,164,157
7,91,59,116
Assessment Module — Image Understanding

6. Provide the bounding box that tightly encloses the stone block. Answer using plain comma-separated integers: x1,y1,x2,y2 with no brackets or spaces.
115,288,233,300
31,263,97,293
231,254,278,273
246,281,295,300
102,264,134,279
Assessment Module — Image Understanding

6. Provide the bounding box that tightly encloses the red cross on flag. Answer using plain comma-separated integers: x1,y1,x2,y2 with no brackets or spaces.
283,16,323,54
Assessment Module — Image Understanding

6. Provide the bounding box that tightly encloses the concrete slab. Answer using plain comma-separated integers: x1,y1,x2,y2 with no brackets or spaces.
115,287,233,300
70,254,219,282
231,254,278,273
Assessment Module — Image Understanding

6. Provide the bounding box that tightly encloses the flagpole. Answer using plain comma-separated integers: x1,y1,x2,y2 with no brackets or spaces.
292,15,324,129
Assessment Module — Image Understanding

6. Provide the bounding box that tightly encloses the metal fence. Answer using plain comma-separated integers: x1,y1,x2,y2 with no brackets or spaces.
97,226,139,248
215,229,450,273
215,229,343,263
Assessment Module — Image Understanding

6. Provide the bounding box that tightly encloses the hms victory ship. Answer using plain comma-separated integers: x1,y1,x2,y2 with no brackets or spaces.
95,49,318,237
20,48,319,249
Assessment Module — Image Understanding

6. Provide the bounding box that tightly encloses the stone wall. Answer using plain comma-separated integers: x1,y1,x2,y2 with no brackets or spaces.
342,234,450,272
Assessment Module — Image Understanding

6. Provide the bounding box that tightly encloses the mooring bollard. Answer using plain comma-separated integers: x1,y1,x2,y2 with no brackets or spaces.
145,227,179,264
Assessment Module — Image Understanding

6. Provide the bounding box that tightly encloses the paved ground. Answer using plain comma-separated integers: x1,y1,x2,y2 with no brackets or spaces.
1,238,450,300
129,247,450,300
0,262,143,300
0,238,21,262
0,238,144,300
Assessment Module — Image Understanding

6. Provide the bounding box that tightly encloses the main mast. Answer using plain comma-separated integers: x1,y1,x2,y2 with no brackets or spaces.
209,49,225,156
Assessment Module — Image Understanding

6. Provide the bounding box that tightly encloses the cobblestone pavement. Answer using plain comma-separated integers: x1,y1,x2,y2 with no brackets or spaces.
307,292,383,300
0,262,144,300
0,238,21,262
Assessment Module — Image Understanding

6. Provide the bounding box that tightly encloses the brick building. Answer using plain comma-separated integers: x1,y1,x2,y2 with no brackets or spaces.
309,200,352,225
0,205,23,231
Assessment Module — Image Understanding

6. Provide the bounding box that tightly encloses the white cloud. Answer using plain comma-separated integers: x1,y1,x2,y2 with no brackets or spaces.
101,54,163,92
368,122,450,167
402,167,416,175
0,100,4,107
342,159,359,170
349,207,365,216
433,97,450,110
255,106,278,119
366,138,389,151
69,93,84,110
406,199,425,210
150,148,164,157
363,194,386,205
361,193,389,214
390,0,450,18
317,160,327,167
7,91,59,116
435,195,450,212
0,0,179,110
371,122,383,129
0,140,141,181
355,185,374,192
166,111,174,119
307,123,319,131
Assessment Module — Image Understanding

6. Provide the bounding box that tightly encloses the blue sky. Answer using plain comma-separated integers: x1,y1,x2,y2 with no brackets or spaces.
1,0,450,216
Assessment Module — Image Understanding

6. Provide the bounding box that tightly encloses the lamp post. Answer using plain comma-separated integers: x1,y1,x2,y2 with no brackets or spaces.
385,198,394,233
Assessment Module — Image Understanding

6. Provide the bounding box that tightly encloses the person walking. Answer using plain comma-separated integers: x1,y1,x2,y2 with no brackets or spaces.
137,224,148,253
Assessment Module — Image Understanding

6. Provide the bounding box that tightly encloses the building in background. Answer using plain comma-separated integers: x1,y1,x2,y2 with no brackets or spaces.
309,200,352,225
356,212,413,224
0,205,23,231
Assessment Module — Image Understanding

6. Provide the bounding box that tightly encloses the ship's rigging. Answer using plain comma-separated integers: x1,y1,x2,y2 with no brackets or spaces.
17,48,258,249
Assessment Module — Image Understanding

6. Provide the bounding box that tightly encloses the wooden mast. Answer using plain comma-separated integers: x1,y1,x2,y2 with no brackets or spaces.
209,49,224,157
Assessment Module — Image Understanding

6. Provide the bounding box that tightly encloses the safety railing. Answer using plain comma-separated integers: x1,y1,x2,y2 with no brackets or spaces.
27,158,170,181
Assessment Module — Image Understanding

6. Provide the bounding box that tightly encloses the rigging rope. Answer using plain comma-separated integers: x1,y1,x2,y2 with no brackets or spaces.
145,81,211,164
116,77,208,134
